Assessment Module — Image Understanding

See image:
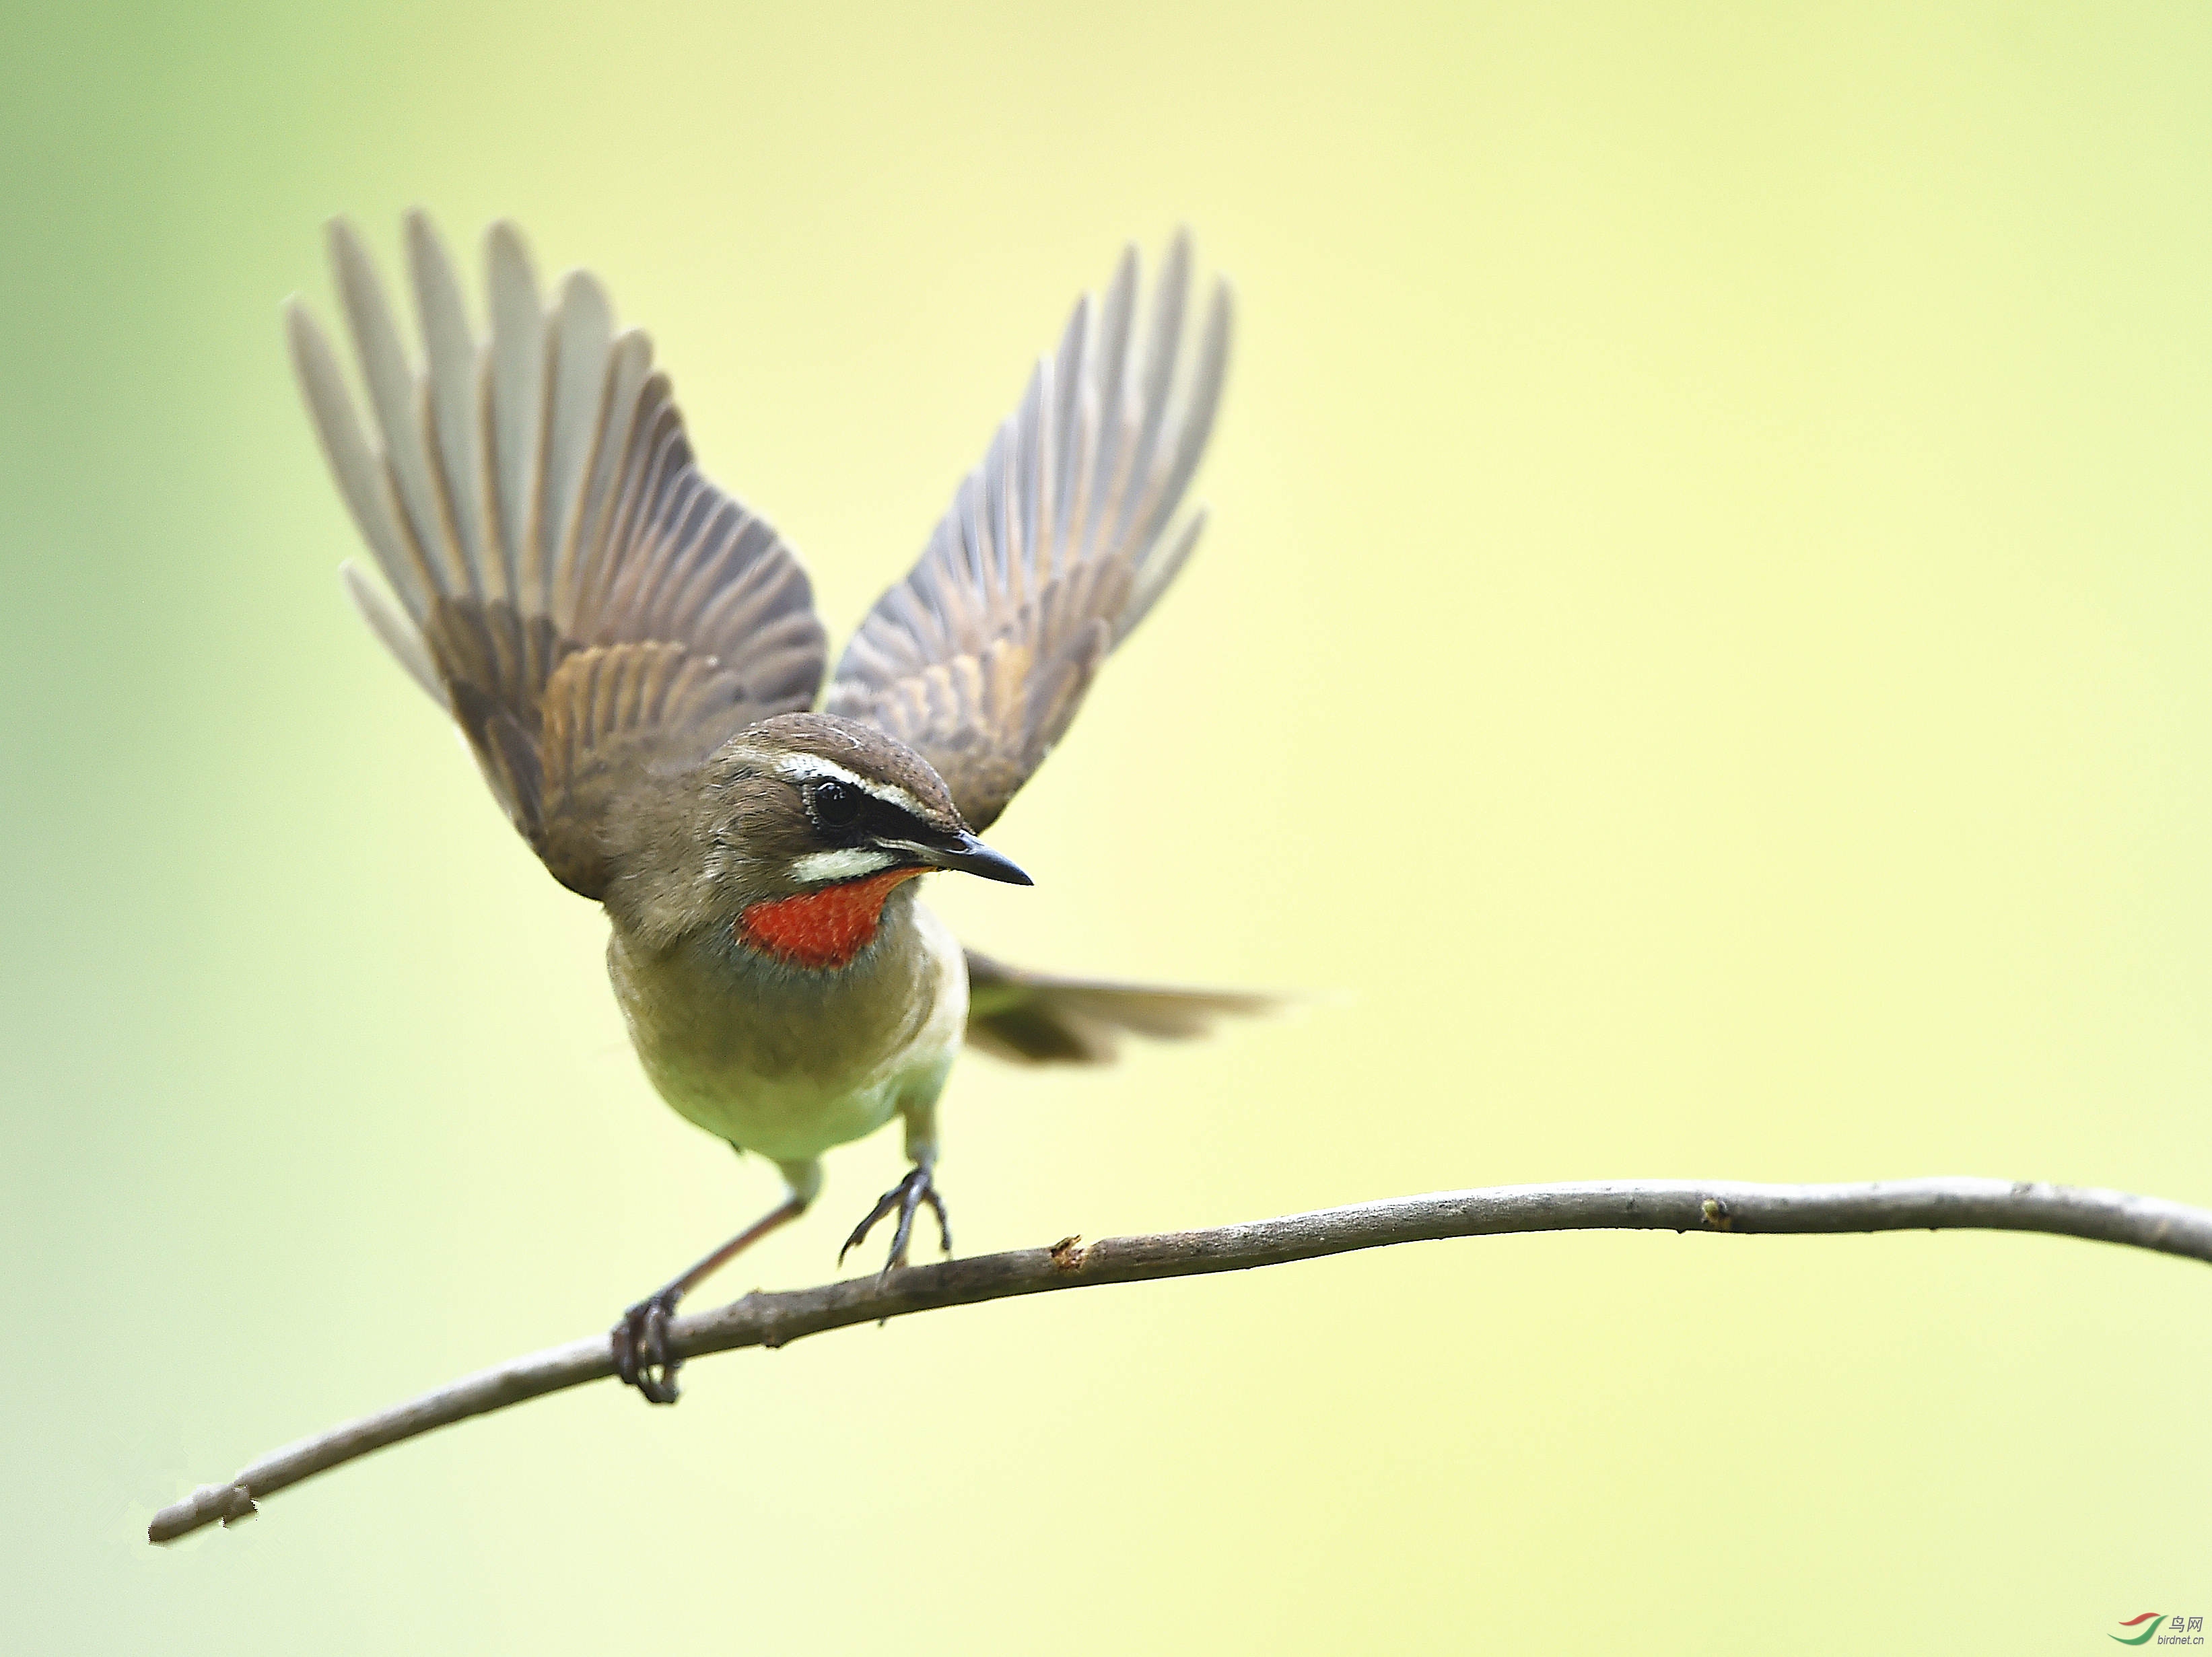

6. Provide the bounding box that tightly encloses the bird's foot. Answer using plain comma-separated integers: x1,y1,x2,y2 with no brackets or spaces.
610,1286,686,1405
839,1162,951,1281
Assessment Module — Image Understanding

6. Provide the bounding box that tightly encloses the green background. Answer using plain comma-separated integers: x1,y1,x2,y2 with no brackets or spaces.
5,1,2209,1650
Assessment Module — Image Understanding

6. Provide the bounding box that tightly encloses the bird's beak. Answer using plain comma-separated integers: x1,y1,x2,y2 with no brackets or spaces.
915,831,1033,886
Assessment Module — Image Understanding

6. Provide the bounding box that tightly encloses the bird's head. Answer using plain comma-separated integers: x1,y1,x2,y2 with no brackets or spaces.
603,712,1029,966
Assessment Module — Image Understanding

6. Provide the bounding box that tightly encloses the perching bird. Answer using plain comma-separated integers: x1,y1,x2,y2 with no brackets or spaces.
287,214,1268,1403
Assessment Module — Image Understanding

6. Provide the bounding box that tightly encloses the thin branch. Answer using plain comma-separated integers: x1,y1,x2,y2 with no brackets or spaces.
149,1176,2212,1543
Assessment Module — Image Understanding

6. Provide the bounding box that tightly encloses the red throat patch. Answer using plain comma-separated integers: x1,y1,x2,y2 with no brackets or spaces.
736,867,926,970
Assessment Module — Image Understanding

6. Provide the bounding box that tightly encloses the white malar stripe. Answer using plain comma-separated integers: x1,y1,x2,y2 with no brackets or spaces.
772,753,928,818
789,846,899,884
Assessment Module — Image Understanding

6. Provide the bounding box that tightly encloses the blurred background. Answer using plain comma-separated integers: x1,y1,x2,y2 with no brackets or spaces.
5,1,2209,1649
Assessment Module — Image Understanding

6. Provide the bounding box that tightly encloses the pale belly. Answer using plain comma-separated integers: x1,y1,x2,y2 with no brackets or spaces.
606,892,967,1164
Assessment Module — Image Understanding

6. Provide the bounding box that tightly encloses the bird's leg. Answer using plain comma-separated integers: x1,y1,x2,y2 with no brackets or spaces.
838,1155,951,1282
611,1198,800,1405
611,1161,817,1405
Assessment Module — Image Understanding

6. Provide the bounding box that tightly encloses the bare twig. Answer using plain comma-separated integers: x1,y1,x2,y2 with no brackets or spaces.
149,1176,2212,1543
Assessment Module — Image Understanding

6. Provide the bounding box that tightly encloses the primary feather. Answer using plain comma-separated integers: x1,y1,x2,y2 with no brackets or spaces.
825,233,1232,831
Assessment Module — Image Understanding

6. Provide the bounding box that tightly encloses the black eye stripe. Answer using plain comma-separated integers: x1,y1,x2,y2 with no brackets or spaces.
855,793,934,843
805,777,938,845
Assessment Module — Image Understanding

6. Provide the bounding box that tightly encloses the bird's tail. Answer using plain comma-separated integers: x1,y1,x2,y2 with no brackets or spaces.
961,949,1278,1065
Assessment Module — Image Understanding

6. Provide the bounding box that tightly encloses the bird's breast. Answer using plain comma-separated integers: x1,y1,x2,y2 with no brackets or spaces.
605,888,967,1162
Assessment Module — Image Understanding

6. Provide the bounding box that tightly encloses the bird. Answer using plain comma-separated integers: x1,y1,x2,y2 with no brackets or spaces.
285,213,1269,1403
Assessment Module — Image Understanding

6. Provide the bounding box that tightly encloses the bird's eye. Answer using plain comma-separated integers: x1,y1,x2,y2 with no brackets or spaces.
809,779,861,831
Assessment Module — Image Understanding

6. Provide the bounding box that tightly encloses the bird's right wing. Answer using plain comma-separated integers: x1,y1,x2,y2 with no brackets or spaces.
825,236,1231,832
962,950,1274,1065
288,213,827,899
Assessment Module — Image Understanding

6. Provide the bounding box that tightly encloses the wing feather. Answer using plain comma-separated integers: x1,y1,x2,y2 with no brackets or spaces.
540,270,615,602
287,303,437,619
340,559,446,707
826,234,1230,831
484,221,543,606
291,214,827,897
404,211,491,597
329,220,460,599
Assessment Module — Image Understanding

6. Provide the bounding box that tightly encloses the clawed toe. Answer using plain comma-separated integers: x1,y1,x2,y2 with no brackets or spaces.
604,1190,813,1408
839,1162,951,1280
610,1288,685,1405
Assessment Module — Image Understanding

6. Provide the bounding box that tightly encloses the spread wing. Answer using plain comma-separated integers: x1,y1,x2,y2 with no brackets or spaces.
962,950,1275,1065
288,213,827,898
825,234,1231,831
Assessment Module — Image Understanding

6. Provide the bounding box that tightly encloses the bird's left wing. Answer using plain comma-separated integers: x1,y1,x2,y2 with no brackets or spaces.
825,235,1231,831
